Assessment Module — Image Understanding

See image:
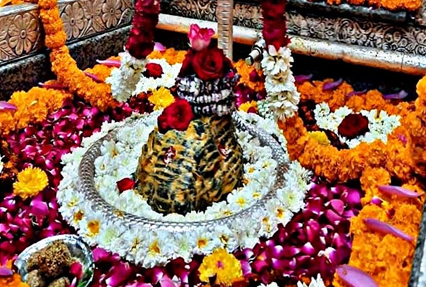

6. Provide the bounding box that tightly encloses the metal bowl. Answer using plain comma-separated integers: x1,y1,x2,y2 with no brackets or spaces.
14,234,94,287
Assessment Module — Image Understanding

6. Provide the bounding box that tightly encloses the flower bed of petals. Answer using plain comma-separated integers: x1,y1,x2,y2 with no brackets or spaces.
0,47,425,286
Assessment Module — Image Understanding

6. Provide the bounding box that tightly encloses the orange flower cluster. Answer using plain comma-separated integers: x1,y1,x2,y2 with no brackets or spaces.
234,60,265,92
321,0,421,11
0,86,72,136
279,78,425,287
37,0,118,112
405,75,426,176
148,48,187,65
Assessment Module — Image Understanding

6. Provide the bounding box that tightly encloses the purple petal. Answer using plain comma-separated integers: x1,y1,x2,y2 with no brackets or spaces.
294,74,313,84
370,196,384,206
84,72,103,83
38,82,67,89
346,90,367,98
363,218,413,242
336,265,379,287
0,266,13,277
383,90,408,100
378,185,424,198
154,42,167,52
322,78,343,91
96,59,121,68
0,101,17,111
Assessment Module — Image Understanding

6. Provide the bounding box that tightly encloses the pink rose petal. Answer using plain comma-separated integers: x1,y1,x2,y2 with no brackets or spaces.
294,74,313,84
383,90,408,100
154,42,167,52
378,185,424,198
84,72,103,83
96,59,121,67
363,218,413,242
0,101,17,111
0,266,13,277
105,262,133,287
322,78,343,91
38,82,68,89
336,265,379,287
70,261,83,280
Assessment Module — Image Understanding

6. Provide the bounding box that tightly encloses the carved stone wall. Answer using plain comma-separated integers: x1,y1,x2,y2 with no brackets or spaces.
161,0,426,56
0,0,133,63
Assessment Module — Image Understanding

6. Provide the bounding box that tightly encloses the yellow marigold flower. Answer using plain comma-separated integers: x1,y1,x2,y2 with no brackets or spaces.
307,131,330,146
13,167,49,200
238,101,257,113
148,87,175,110
198,248,242,286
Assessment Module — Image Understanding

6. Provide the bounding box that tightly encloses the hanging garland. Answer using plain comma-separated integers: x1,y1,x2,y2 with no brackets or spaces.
258,0,300,121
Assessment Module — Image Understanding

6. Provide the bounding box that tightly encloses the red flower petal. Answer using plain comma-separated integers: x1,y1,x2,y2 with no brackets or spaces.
337,113,369,139
116,178,135,193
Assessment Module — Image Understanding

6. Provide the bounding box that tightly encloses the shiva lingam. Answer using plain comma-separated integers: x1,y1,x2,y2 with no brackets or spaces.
135,25,244,215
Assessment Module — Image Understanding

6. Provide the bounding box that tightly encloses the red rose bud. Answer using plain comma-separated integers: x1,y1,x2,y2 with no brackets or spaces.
116,178,135,193
337,113,369,139
70,261,83,280
144,63,163,78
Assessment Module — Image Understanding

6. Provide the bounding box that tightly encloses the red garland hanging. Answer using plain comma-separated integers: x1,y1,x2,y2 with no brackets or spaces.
261,0,290,50
125,0,161,59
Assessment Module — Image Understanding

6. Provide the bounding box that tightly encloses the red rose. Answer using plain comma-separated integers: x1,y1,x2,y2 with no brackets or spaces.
135,0,160,14
191,47,233,81
144,63,163,78
178,49,195,78
116,178,135,193
337,114,370,139
158,98,194,133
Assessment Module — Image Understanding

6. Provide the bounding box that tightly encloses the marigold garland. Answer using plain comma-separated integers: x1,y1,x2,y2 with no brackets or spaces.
148,48,187,65
234,59,265,92
37,0,118,112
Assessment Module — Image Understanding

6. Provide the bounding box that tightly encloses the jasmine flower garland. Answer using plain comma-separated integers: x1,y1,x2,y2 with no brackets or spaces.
313,103,401,148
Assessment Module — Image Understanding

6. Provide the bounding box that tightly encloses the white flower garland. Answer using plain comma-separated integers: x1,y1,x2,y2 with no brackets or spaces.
106,51,147,103
259,45,300,121
57,112,312,268
133,58,182,95
313,103,401,148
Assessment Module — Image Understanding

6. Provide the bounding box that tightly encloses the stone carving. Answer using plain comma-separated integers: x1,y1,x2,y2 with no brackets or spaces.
0,0,133,62
161,0,426,55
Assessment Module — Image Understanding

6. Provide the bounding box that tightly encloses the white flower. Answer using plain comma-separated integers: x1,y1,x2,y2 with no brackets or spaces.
259,283,279,287
173,233,193,262
214,225,239,252
277,186,306,213
133,59,181,95
143,231,176,268
106,50,147,102
193,228,221,255
297,274,326,287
